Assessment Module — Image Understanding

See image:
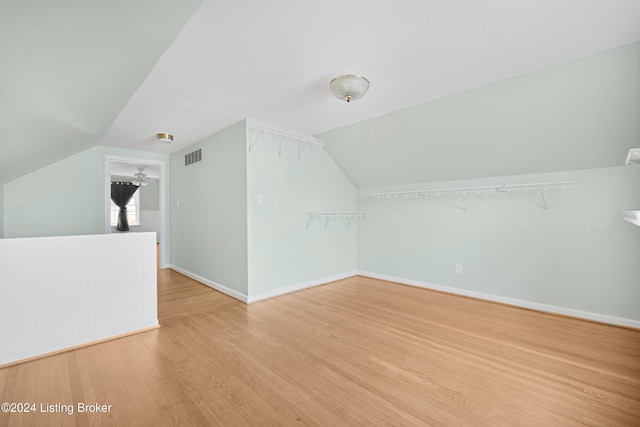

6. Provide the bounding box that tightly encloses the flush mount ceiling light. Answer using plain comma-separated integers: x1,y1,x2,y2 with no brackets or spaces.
156,133,173,143
132,168,148,186
329,74,370,102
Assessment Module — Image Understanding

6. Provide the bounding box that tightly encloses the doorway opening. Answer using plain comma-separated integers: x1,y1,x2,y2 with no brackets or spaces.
104,156,168,268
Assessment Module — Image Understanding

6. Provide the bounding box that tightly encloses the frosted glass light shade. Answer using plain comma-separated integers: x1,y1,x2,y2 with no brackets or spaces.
329,74,370,102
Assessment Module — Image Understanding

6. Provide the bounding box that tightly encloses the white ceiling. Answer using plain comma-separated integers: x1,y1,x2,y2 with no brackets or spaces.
3,1,640,184
0,0,202,183
101,0,640,155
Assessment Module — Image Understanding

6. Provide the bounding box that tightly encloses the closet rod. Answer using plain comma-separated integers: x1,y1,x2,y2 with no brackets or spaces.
370,180,575,200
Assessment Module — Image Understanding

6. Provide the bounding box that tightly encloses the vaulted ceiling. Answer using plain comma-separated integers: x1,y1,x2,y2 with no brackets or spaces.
0,0,202,183
2,0,640,185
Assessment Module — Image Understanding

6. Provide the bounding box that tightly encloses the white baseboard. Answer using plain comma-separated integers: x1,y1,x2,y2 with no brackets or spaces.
169,265,248,303
357,271,640,329
247,271,358,304
168,266,357,305
0,320,159,367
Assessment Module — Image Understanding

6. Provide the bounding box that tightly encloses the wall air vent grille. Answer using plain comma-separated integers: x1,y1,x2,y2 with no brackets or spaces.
185,148,202,166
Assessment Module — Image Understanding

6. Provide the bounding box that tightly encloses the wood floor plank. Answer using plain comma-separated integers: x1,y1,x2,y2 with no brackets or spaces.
1,264,639,426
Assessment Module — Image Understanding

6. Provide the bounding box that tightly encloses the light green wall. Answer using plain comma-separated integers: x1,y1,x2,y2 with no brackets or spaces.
4,146,169,239
246,120,357,295
168,119,357,297
357,166,640,322
140,181,160,211
4,147,105,237
321,42,640,187
170,121,248,295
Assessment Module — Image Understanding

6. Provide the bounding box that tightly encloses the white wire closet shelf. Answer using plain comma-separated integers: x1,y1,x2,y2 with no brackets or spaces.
306,211,371,229
622,149,640,227
248,125,325,159
622,211,640,227
370,180,575,211
625,148,640,168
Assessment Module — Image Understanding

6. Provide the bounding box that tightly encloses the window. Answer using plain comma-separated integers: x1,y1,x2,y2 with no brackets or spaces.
110,190,140,227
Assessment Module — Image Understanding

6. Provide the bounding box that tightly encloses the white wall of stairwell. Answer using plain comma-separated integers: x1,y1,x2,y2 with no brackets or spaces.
0,232,158,366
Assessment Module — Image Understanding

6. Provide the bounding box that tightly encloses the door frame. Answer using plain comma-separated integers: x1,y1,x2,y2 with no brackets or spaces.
104,155,169,268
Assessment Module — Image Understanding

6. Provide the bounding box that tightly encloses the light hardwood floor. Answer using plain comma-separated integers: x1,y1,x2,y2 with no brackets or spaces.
1,266,640,426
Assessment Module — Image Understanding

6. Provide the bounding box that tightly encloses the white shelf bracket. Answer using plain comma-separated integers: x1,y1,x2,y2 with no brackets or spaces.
539,188,548,210
248,125,325,159
279,139,290,157
623,211,640,227
625,148,640,168
347,215,354,227
249,129,264,152
387,195,402,211
305,213,319,229
306,211,371,229
622,150,640,227
454,191,467,211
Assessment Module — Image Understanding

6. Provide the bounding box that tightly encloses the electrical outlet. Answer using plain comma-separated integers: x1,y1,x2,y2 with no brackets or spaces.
455,264,462,274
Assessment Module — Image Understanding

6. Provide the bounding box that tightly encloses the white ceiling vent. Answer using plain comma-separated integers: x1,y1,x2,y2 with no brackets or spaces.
185,148,202,166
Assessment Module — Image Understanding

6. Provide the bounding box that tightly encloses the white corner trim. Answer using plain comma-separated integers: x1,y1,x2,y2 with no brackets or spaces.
168,265,248,303
357,271,640,329
246,271,358,304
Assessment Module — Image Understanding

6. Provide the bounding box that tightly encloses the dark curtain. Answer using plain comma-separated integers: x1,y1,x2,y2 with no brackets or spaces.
111,182,139,232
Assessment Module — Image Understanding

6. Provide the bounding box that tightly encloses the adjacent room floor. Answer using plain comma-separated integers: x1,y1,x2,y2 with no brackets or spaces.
1,266,639,426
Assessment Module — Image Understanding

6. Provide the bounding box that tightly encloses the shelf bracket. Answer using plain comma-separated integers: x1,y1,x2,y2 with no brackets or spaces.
454,191,467,211
387,195,402,211
625,148,640,168
539,188,548,210
248,125,325,159
279,139,290,157
306,211,371,229
305,213,319,230
249,129,263,152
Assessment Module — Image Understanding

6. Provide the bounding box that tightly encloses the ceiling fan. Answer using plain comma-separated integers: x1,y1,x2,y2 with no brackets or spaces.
132,168,148,186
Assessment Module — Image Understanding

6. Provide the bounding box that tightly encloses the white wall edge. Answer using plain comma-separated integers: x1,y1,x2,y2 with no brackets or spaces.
247,271,358,304
357,271,640,329
169,265,248,303
1,233,158,366
1,320,158,366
